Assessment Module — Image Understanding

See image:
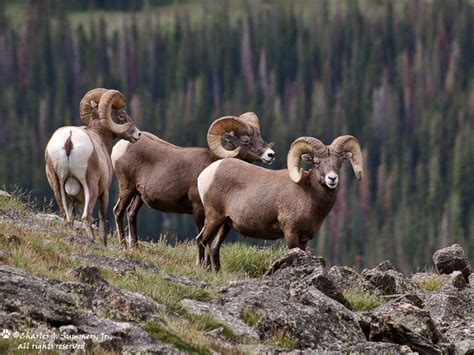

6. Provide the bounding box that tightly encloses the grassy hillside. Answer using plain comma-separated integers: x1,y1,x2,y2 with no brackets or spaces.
0,192,286,353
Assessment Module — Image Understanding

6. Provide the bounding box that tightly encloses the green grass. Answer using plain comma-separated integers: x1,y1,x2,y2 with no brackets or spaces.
343,289,386,311
241,306,264,327
145,321,211,354
415,273,445,292
265,329,298,349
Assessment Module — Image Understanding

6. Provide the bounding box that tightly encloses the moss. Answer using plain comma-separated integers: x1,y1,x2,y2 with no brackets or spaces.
416,273,445,292
144,321,211,354
343,289,386,311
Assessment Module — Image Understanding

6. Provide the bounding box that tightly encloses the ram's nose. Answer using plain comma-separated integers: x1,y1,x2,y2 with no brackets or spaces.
262,148,275,164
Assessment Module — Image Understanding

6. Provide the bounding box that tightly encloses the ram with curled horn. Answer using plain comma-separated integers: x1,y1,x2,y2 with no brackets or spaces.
45,88,141,245
196,135,363,272
111,112,275,249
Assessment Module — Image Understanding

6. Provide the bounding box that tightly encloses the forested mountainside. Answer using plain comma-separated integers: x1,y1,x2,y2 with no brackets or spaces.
0,0,473,271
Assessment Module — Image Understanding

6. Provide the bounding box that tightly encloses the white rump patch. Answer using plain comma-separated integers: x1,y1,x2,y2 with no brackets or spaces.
111,139,131,170
46,127,94,184
197,160,224,204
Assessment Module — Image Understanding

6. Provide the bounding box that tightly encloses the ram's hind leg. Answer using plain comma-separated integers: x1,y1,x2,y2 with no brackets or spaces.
195,215,225,270
209,223,231,272
113,190,135,248
82,183,98,242
99,190,109,246
127,195,143,248
46,165,66,217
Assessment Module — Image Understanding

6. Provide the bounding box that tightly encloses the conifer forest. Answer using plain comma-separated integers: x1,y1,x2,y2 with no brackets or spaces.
0,0,473,272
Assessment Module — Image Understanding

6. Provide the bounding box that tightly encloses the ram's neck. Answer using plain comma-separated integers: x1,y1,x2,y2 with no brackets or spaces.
88,121,115,154
310,180,338,224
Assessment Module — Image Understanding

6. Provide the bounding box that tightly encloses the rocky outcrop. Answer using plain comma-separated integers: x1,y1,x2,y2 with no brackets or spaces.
433,244,472,282
72,253,159,275
182,249,366,351
181,247,474,353
0,265,176,353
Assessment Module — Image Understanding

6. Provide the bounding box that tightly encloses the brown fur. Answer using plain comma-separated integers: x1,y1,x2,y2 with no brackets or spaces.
113,124,274,249
197,148,359,271
64,131,74,157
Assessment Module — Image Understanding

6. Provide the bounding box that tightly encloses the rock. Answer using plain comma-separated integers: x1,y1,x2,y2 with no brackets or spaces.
264,248,325,277
361,261,418,296
182,249,366,350
328,265,362,292
181,298,258,338
374,260,396,272
433,244,472,282
163,273,209,288
345,342,415,354
204,326,224,337
0,250,11,263
263,248,350,308
74,313,177,353
0,190,12,198
69,266,108,285
59,324,78,335
451,271,467,290
0,265,172,352
368,299,452,354
72,253,158,275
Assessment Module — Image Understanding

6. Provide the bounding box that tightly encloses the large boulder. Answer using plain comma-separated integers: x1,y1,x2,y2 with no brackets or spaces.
433,244,472,282
368,299,453,354
182,249,367,351
0,265,175,353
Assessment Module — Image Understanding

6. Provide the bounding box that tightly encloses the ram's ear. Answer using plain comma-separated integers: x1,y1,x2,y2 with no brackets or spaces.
90,100,98,109
342,152,352,161
222,131,235,141
301,153,314,164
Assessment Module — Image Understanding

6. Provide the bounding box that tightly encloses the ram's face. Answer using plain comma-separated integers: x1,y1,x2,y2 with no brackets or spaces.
222,129,275,164
111,107,141,143
304,151,351,189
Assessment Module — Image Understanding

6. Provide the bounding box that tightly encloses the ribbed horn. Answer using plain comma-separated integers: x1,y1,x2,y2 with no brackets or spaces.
79,88,108,125
330,135,363,180
207,116,250,159
287,137,326,183
98,90,133,135
239,112,260,131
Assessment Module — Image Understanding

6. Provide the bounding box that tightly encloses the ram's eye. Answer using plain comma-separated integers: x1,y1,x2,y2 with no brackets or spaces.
314,160,321,166
240,137,250,145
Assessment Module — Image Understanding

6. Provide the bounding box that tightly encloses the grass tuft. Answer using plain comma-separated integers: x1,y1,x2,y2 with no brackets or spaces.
343,289,386,311
415,273,445,292
144,321,211,354
241,306,264,327
265,329,298,349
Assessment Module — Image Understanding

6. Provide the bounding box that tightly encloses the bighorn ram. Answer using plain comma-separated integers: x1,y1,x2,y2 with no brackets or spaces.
45,88,141,245
196,135,363,271
111,112,275,248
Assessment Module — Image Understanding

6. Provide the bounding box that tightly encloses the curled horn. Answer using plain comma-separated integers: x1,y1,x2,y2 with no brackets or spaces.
98,90,133,135
239,112,260,131
331,135,363,180
287,137,326,183
207,116,250,159
79,88,108,125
